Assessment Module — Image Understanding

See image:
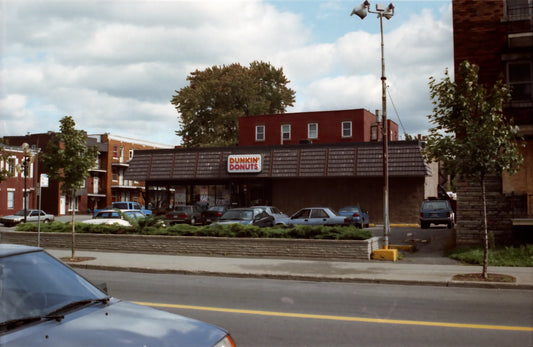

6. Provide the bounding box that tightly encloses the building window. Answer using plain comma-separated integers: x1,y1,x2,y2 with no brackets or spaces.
129,149,134,160
505,0,532,20
342,121,352,138
7,157,16,175
119,147,124,162
7,190,14,209
507,61,533,102
113,145,118,159
281,124,291,141
371,125,379,141
255,125,265,141
308,123,318,139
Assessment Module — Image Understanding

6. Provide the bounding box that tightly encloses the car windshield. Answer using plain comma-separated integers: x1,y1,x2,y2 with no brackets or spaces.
0,251,107,323
13,210,26,217
422,201,448,210
221,210,253,221
95,212,120,219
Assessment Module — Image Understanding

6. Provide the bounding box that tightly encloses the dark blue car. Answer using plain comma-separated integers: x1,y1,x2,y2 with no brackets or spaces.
338,206,370,228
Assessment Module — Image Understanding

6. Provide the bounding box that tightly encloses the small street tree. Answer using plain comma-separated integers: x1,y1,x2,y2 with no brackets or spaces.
424,61,524,279
172,61,295,147
40,116,98,258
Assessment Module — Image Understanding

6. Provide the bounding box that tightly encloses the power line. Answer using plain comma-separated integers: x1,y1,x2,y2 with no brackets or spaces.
386,85,407,136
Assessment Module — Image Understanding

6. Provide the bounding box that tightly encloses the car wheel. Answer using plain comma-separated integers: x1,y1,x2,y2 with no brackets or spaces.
190,217,196,225
447,221,453,229
43,219,51,223
420,222,429,229
356,223,363,228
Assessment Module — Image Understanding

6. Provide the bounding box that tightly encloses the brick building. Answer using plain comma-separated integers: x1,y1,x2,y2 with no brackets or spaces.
239,109,399,146
3,133,172,216
453,0,533,243
0,144,38,217
86,134,173,212
126,109,435,223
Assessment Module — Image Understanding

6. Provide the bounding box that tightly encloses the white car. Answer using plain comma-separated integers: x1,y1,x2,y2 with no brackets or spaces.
81,210,145,227
0,210,55,227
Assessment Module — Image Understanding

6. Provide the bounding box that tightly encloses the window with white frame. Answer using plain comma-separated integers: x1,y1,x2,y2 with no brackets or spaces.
507,61,533,102
255,125,265,141
7,157,16,176
308,123,318,139
7,189,14,209
281,124,291,141
342,121,352,138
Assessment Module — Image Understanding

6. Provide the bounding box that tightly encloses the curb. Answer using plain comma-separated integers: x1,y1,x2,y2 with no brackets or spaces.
66,262,533,291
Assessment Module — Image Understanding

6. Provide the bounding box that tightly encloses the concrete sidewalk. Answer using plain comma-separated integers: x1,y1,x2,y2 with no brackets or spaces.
47,248,533,290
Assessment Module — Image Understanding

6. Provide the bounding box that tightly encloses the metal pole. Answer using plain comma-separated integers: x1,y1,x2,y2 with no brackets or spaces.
379,13,390,249
38,185,42,247
23,158,28,223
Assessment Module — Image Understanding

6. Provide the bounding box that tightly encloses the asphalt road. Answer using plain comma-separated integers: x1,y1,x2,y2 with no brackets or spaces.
79,269,533,347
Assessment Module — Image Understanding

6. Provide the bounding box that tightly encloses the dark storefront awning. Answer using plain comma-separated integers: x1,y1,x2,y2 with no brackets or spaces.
124,141,431,182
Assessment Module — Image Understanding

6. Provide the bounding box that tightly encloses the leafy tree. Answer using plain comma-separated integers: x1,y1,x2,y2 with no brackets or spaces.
40,116,98,258
424,61,523,279
172,61,296,147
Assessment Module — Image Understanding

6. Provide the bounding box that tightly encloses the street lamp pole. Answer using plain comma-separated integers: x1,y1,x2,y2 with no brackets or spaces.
351,1,394,250
21,143,31,223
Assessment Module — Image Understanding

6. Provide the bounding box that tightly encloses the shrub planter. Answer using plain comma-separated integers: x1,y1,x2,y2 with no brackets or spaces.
0,231,381,260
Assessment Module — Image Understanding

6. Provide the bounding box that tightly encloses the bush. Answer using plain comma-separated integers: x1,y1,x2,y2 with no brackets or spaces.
16,220,373,240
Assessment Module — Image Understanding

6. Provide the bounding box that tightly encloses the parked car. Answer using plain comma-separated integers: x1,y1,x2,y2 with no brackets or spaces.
0,210,55,227
250,206,288,225
81,209,146,227
93,201,152,217
281,207,352,226
165,205,205,225
420,199,455,229
202,206,228,224
338,206,370,228
0,244,235,346
217,207,274,227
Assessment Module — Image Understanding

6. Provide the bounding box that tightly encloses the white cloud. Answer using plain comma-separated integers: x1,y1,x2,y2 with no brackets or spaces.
0,0,452,144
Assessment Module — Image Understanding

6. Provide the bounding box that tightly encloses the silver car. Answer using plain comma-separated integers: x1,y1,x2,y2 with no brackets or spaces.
0,210,55,227
0,244,235,346
250,206,288,225
282,207,352,226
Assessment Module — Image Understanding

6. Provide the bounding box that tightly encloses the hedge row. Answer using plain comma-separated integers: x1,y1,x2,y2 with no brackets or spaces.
16,220,373,240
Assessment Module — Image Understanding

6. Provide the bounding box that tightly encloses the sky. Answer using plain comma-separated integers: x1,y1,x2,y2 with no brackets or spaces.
0,0,453,146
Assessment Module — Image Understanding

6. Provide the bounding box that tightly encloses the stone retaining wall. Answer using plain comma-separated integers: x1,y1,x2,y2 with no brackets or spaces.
0,232,381,260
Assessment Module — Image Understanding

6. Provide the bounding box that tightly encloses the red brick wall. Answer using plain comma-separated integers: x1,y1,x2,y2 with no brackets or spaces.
453,0,507,85
238,109,399,146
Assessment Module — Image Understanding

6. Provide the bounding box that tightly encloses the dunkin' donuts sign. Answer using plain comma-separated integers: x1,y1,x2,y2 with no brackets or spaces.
227,154,262,173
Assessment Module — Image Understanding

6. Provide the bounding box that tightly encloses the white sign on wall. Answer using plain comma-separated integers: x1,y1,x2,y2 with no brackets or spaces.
40,174,49,188
227,154,262,173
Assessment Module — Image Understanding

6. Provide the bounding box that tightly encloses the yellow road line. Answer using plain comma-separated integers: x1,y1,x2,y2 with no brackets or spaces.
133,301,533,332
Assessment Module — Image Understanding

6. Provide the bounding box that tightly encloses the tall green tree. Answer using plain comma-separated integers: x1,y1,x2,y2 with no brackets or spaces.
40,116,98,258
424,61,524,279
172,61,295,147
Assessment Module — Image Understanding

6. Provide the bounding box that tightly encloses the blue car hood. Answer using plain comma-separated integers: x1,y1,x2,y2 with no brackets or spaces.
2,299,227,346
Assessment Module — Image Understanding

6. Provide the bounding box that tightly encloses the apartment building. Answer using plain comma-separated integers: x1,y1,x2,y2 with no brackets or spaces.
452,0,533,243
